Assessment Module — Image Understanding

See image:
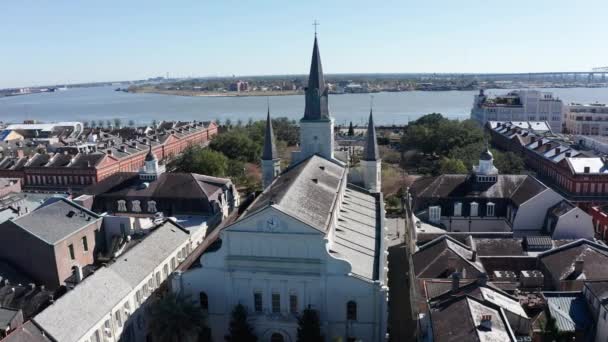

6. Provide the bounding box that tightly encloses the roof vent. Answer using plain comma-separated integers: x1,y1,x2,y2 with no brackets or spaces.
67,210,75,218
312,178,318,184
565,152,571,158
319,166,326,171
479,315,492,331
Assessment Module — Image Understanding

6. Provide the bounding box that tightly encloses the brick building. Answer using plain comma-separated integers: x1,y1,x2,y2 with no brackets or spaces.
0,121,217,191
0,199,103,289
486,121,608,204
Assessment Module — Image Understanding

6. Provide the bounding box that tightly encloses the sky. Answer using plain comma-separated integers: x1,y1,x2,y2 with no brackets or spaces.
2,0,608,88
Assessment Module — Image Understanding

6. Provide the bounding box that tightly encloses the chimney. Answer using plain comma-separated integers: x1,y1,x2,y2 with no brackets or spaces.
106,149,113,156
565,152,571,158
530,136,536,143
451,271,461,291
447,256,458,274
574,258,584,274
479,315,493,331
555,147,561,154
73,265,83,283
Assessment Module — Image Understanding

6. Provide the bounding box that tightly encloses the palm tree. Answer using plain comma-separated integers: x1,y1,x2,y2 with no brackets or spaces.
148,294,211,342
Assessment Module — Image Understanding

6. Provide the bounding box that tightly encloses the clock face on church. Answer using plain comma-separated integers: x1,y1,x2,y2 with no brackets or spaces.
266,216,279,232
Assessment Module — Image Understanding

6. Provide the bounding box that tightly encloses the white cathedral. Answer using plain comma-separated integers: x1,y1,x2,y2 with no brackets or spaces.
172,36,389,342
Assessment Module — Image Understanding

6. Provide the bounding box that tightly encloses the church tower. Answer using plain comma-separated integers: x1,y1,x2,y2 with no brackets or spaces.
361,109,381,192
294,35,335,164
261,107,281,189
140,145,165,181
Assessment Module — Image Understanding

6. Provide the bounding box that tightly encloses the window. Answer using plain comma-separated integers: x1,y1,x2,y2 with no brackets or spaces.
289,294,298,314
171,257,176,270
272,293,281,313
68,244,75,260
94,330,101,342
454,202,462,217
271,333,284,342
82,236,89,252
143,284,149,297
117,200,127,212
347,301,357,320
131,200,141,212
115,310,122,327
429,206,441,223
487,202,495,217
254,292,263,312
470,202,479,217
124,301,131,317
200,292,209,311
136,290,142,305
155,272,161,287
163,264,169,278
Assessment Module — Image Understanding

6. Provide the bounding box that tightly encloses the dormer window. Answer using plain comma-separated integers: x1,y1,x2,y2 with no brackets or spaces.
117,200,127,212
470,202,479,217
147,200,157,213
454,202,462,217
429,206,441,223
131,200,141,213
487,202,495,217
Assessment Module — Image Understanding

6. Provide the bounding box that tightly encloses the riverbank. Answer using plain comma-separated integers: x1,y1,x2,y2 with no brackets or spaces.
128,86,304,97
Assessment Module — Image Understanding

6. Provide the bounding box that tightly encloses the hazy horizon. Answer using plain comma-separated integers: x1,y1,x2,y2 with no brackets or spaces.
3,0,608,88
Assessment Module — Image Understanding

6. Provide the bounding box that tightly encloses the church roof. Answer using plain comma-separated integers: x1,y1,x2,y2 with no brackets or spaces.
303,36,330,121
242,155,345,231
262,109,278,160
363,109,380,161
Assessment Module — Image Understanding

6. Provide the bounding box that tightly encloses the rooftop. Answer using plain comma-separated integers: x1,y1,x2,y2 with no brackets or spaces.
544,292,593,332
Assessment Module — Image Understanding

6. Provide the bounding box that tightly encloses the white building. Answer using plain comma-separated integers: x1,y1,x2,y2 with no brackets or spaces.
172,36,389,342
33,220,193,342
471,90,564,132
565,103,608,136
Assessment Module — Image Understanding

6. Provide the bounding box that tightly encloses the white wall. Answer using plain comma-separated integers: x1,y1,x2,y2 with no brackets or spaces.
552,208,594,239
512,189,563,231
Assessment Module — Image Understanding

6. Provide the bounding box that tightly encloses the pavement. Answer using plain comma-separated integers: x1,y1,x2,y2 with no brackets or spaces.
386,217,417,342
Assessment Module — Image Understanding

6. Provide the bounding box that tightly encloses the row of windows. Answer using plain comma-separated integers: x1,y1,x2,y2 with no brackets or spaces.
85,243,191,342
249,291,358,320
68,236,90,260
429,202,495,222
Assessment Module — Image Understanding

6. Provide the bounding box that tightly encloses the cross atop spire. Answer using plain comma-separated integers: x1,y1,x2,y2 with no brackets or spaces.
363,107,380,161
313,20,319,36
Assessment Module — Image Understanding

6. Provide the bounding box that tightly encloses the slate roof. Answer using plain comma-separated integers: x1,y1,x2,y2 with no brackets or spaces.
544,292,593,332
539,239,608,281
84,172,229,202
5,199,101,245
242,155,345,232
411,174,547,206
262,109,278,160
33,220,190,342
473,239,524,256
430,295,515,342
362,110,379,161
0,307,19,327
413,235,485,279
330,185,380,280
1,321,52,342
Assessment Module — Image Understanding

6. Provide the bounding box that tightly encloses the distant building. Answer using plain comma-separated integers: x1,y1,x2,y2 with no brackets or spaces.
471,90,564,132
0,199,102,289
487,121,608,202
409,147,594,239
565,102,608,135
229,80,248,92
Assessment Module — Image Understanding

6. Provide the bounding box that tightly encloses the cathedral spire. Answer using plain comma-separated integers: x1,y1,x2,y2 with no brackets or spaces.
262,105,278,160
303,36,330,121
363,109,380,161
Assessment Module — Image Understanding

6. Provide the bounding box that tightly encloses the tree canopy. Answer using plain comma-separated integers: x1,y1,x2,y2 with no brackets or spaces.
225,304,257,342
148,294,210,342
169,145,228,177
297,307,324,342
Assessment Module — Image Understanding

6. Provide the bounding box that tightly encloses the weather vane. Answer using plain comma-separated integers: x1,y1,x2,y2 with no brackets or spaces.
313,20,320,36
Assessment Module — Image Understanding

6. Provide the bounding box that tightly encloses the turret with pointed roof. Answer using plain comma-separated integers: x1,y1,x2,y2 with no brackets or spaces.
361,109,381,192
363,109,380,161
303,36,330,121
261,107,281,189
262,108,278,161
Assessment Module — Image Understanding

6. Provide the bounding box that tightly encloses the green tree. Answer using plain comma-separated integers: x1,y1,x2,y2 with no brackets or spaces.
128,119,135,127
438,158,468,174
152,119,158,127
113,118,122,128
225,304,257,342
106,119,112,128
494,151,525,174
210,131,260,162
543,316,562,342
148,294,211,342
348,121,355,136
297,307,323,342
169,146,228,177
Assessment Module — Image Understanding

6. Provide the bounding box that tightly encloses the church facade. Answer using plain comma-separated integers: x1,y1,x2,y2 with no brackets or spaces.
171,36,389,341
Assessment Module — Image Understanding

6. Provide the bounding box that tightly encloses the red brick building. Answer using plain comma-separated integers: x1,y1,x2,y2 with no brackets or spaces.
0,121,217,191
487,121,608,204
589,205,608,240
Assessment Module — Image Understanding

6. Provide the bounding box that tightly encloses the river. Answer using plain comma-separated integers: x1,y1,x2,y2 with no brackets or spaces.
1,86,608,126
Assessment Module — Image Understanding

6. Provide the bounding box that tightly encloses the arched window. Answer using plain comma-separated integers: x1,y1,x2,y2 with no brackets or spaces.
347,301,357,321
270,333,284,342
199,292,209,311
